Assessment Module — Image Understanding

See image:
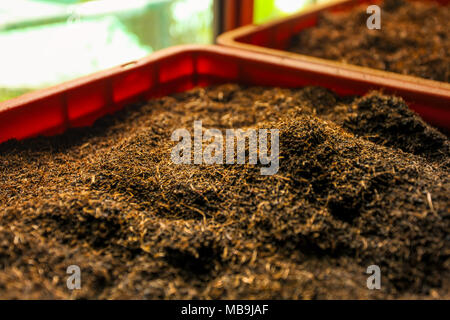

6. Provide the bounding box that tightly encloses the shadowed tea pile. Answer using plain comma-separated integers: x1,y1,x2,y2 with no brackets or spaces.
0,84,448,299
289,0,450,82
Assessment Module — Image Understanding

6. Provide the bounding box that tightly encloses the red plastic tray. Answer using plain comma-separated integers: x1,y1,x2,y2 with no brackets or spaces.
0,44,449,145
217,0,450,97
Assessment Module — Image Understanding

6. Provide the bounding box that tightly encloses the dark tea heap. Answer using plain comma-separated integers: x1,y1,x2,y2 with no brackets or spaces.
0,84,449,299
289,0,450,82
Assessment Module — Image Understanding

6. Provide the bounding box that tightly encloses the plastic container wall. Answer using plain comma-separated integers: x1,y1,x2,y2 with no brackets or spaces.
0,45,449,145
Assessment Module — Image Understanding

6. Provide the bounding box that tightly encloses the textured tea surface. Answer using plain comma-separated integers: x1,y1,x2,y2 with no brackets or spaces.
289,0,450,82
0,84,449,299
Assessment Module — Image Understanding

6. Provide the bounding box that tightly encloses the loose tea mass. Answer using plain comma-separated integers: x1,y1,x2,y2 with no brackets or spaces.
171,120,280,175
0,84,448,299
289,0,450,82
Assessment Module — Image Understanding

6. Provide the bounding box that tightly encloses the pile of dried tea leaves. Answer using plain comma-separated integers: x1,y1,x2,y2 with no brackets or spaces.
0,84,449,299
289,0,450,82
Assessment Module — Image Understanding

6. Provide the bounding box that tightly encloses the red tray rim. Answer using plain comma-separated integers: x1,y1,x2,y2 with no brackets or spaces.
2,44,449,114
0,44,449,145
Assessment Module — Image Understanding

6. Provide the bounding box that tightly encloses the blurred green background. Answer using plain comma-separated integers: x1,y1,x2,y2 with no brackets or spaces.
0,0,213,101
254,0,317,24
0,0,320,102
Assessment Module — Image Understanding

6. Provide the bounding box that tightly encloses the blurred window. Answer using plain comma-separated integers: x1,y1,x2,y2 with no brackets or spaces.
254,0,322,24
0,0,213,101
